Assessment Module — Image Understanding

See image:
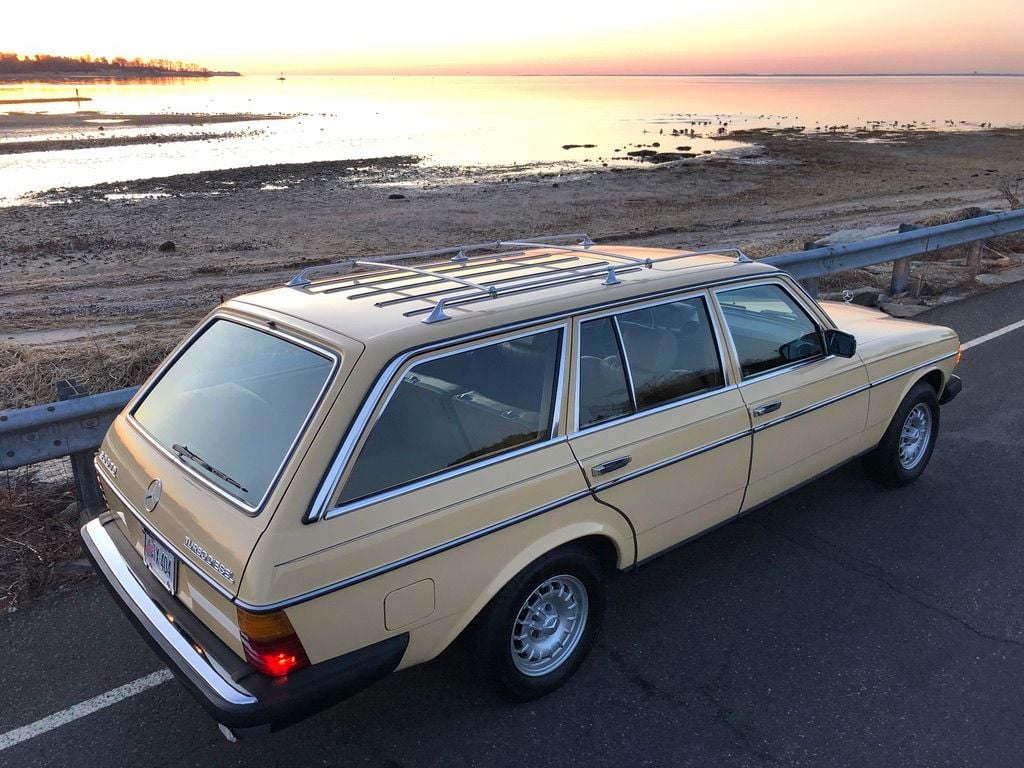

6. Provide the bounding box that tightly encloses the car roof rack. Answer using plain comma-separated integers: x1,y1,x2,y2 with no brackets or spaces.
284,234,752,324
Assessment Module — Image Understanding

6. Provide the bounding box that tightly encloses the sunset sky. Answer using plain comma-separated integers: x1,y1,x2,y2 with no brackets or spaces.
5,0,1023,75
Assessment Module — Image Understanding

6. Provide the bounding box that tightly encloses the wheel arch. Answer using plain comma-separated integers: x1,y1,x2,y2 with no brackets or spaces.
396,501,633,669
917,368,944,396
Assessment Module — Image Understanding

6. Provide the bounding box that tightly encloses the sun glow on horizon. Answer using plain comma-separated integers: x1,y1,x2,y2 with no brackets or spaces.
5,0,1022,76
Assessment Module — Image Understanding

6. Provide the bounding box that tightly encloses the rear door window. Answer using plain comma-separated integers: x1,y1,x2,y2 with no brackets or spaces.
339,329,563,504
577,295,725,429
616,297,725,410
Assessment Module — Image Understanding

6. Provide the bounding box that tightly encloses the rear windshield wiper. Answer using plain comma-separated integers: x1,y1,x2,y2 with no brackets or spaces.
172,443,249,494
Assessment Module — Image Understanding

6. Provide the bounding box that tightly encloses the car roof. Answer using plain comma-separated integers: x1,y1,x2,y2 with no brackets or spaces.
230,244,780,348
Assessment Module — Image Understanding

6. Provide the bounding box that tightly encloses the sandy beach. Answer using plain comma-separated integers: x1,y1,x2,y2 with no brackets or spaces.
2,127,1023,409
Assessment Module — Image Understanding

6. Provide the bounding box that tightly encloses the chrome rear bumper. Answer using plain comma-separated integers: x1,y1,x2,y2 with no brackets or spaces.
82,513,408,735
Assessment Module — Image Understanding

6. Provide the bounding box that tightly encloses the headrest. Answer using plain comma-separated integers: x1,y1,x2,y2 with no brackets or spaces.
618,322,677,372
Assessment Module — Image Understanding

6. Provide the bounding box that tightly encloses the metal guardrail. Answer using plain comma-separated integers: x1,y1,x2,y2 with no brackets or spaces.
2,208,1023,502
763,208,1024,289
0,386,137,471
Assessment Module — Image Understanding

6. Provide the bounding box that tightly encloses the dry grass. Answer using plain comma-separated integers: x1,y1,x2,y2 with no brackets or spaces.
0,468,88,612
0,337,176,608
0,336,176,410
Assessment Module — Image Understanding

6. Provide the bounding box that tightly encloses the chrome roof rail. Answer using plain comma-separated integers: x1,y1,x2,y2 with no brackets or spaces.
285,233,591,288
283,234,750,324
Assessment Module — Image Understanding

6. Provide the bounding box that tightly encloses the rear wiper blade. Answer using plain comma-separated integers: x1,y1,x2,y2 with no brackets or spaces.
171,443,248,493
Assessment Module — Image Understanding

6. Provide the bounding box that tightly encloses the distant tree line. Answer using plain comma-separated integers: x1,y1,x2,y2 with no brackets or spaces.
0,52,230,76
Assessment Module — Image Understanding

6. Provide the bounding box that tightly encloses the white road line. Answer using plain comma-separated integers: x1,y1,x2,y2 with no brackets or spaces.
962,318,1024,351
0,669,172,752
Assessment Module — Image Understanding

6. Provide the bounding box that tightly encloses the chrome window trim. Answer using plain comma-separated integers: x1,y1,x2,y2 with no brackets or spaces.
285,461,574,565
126,314,340,516
95,461,237,599
268,353,958,609
568,384,741,440
305,271,790,524
590,427,752,493
713,279,831,383
240,489,593,614
611,316,639,413
323,437,569,520
551,329,569,439
737,354,837,386
314,323,570,523
572,289,732,433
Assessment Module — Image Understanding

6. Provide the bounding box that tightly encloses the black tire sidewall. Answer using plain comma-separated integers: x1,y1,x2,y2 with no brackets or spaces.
866,381,940,486
476,546,605,702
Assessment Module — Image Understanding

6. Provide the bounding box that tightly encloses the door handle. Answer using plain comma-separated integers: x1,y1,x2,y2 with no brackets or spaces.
752,401,782,417
592,456,632,477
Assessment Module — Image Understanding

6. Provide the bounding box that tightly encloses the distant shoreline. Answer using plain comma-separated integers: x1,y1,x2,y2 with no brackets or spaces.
267,71,1024,78
0,71,240,82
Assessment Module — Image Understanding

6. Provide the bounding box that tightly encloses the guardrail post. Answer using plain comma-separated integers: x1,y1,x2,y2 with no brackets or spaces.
890,224,917,294
56,379,104,522
967,240,984,270
799,242,819,298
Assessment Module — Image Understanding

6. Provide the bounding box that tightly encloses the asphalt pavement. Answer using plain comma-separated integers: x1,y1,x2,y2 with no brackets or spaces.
2,280,1024,768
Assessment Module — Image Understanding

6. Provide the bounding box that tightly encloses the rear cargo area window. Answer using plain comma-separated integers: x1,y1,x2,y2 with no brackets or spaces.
339,329,562,504
132,320,334,509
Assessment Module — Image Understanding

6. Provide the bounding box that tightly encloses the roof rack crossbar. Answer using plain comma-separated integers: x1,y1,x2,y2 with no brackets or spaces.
286,233,591,288
497,241,651,266
407,265,644,320
337,253,580,300
372,257,600,308
351,261,497,299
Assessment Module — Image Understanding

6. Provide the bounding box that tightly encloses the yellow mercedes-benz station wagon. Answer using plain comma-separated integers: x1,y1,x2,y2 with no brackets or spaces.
82,236,961,739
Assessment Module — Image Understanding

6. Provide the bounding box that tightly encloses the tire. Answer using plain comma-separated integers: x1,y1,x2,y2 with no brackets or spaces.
474,545,605,702
862,381,940,487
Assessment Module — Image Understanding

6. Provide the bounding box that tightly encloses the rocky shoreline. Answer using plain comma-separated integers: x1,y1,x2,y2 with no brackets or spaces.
2,128,1022,407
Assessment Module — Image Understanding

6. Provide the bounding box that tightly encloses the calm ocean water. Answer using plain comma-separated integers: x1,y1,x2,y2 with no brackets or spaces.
1,75,1023,205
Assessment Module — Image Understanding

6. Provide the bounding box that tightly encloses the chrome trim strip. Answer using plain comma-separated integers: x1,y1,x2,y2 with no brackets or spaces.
736,354,835,385
568,384,740,440
589,428,752,493
306,272,778,523
321,438,569,520
748,351,956,434
752,384,871,432
126,314,341,516
313,323,570,523
612,316,639,413
871,351,957,387
551,330,569,439
82,518,257,705
241,489,592,613
96,462,237,600
572,289,731,432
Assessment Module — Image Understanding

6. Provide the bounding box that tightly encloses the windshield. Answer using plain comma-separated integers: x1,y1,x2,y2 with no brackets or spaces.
132,319,335,509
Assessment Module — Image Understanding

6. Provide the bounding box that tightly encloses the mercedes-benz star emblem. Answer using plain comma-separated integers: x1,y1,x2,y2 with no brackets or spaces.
143,479,163,512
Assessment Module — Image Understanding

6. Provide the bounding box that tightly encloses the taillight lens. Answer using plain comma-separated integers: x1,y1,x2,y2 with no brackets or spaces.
236,607,310,677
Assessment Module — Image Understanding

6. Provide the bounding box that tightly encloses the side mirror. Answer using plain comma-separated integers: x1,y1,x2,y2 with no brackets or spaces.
824,329,857,358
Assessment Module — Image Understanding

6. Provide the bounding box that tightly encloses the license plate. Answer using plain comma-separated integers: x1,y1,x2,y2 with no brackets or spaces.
144,532,177,594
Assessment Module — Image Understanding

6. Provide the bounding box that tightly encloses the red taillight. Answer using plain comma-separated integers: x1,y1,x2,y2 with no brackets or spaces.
236,608,310,677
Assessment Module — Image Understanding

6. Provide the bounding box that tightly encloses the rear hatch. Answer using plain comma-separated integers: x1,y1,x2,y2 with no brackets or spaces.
96,314,348,601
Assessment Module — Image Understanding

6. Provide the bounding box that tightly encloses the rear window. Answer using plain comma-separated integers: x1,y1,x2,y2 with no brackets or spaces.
132,319,335,509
